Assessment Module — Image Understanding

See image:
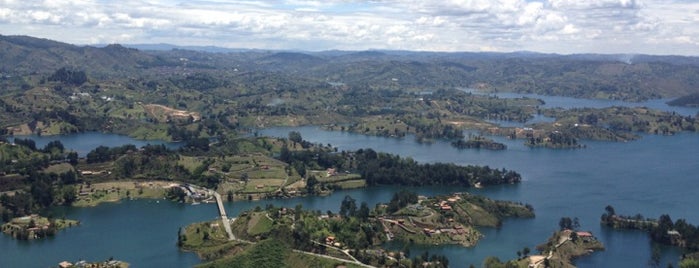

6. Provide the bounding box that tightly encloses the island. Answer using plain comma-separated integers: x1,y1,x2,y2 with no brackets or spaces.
2,214,78,240
178,191,533,267
451,135,507,150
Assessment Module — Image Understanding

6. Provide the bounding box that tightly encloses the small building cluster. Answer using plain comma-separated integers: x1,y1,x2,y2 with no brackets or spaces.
58,259,125,268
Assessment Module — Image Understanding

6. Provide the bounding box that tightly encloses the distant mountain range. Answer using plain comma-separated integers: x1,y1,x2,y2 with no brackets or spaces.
110,41,699,67
2,34,699,101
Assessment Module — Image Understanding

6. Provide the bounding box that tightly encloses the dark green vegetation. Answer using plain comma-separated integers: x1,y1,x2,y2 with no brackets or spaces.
452,134,506,150
181,191,532,267
281,147,521,187
601,206,699,252
669,93,699,108
0,140,80,221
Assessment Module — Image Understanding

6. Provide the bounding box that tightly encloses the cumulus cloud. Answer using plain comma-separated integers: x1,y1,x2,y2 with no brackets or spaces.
0,0,696,55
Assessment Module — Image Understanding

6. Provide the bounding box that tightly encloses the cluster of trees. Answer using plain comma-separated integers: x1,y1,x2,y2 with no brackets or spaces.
525,131,582,149
452,135,506,150
166,187,187,203
406,251,449,268
169,73,222,91
407,119,464,141
338,195,371,220
167,125,200,142
387,190,418,213
0,170,78,221
354,149,521,187
86,144,138,163
559,216,581,231
280,143,522,188
48,67,87,86
602,205,699,251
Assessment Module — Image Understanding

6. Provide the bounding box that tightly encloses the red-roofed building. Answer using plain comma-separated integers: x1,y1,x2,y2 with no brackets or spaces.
576,231,593,237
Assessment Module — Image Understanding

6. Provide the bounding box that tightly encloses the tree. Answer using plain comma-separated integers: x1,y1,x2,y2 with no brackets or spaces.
294,204,303,221
339,195,357,218
61,186,77,205
1,208,11,222
60,171,77,184
221,162,231,173
279,146,291,163
166,187,187,202
48,67,87,85
67,151,79,166
559,217,573,230
522,247,531,257
305,175,318,194
288,131,303,144
570,232,578,242
605,205,616,217
358,202,370,220
652,214,674,244
387,190,418,214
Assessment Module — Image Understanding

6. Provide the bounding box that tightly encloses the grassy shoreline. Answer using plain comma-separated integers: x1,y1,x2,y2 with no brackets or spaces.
72,180,176,207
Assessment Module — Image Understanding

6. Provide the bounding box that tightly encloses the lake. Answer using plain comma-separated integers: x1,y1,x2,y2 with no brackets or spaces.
1,94,698,267
258,126,698,268
10,132,183,157
459,88,699,116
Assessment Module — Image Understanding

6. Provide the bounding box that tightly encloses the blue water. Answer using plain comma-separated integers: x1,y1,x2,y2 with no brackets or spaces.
459,89,699,130
462,89,699,117
257,126,699,267
10,132,183,156
2,110,698,267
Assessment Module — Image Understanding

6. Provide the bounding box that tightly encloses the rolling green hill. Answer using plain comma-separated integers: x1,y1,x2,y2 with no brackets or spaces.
0,35,697,144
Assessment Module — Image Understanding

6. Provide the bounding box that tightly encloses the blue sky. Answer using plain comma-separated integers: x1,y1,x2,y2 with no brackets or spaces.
0,0,698,55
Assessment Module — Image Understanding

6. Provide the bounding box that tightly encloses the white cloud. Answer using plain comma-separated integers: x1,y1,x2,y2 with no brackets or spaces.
0,0,696,55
